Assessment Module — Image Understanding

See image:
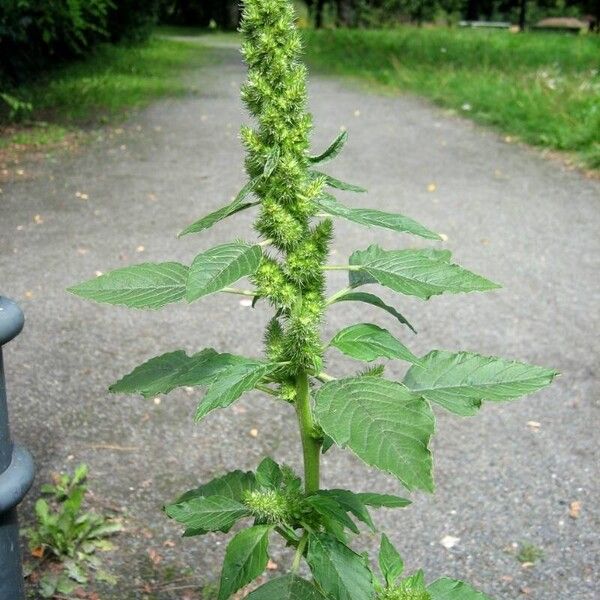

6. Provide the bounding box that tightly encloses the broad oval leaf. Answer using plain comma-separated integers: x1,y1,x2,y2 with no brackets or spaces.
316,489,375,531
179,178,259,237
349,245,500,300
305,494,360,539
186,242,262,302
330,323,420,364
309,130,348,164
195,361,277,421
428,577,492,600
68,262,188,310
315,377,434,492
255,457,283,490
175,470,257,505
379,534,404,587
306,533,374,600
165,496,250,535
218,525,272,600
330,290,416,333
403,350,558,416
246,575,326,600
314,171,367,193
109,349,247,398
316,194,440,240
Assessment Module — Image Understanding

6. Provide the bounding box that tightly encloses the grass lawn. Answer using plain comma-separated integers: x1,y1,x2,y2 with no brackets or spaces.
0,37,205,151
302,28,600,171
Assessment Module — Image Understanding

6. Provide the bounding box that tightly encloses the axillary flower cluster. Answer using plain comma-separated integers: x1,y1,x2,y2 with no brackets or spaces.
69,0,556,598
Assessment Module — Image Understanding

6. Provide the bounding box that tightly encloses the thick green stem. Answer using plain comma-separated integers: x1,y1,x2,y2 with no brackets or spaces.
295,370,321,494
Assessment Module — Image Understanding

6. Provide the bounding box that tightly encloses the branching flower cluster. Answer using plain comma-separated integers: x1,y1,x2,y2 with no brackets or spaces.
69,1,557,598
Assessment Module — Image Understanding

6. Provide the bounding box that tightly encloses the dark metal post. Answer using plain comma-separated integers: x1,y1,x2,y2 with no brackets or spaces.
0,297,34,600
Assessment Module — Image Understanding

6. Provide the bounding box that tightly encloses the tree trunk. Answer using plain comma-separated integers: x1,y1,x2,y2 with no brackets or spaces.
315,0,326,28
465,0,479,21
518,0,527,31
336,0,356,26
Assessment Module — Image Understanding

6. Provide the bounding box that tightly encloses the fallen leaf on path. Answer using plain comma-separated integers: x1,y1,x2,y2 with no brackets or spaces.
569,500,581,519
249,428,258,438
427,183,437,192
147,548,162,567
33,214,43,224
527,421,541,431
440,535,460,549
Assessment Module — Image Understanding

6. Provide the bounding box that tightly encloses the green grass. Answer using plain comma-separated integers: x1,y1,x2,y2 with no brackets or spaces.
302,28,600,170
1,37,204,149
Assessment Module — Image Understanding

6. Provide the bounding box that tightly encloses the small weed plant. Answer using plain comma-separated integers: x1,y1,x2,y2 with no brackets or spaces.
69,1,556,598
25,464,122,598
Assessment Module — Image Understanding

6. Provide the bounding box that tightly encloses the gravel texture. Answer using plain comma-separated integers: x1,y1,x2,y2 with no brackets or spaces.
1,42,599,599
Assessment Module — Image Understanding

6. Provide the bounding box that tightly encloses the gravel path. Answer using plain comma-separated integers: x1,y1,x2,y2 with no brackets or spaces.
1,42,598,599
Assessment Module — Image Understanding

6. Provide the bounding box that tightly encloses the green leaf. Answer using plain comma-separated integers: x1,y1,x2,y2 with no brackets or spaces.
316,194,440,240
349,245,500,300
255,457,283,490
314,171,367,193
356,493,411,509
315,377,434,492
330,291,416,333
178,179,259,237
309,131,348,164
175,470,257,504
109,349,246,398
218,525,272,600
68,262,189,309
246,575,326,599
379,534,404,587
330,323,420,364
316,489,375,531
305,494,360,537
403,350,558,416
186,242,262,302
165,496,250,535
306,533,374,600
428,577,492,600
195,361,277,421
322,434,335,454
264,145,280,178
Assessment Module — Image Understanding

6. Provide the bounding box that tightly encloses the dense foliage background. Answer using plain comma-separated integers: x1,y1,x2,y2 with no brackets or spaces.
1,0,597,87
157,0,598,28
0,0,159,86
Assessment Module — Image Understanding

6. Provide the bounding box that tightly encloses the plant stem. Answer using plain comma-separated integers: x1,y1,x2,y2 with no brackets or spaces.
221,287,257,297
322,265,361,271
326,286,353,305
291,531,309,573
316,372,336,382
255,384,279,397
295,370,321,495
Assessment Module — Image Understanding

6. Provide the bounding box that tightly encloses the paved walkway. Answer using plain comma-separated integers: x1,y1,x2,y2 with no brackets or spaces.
1,41,598,599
